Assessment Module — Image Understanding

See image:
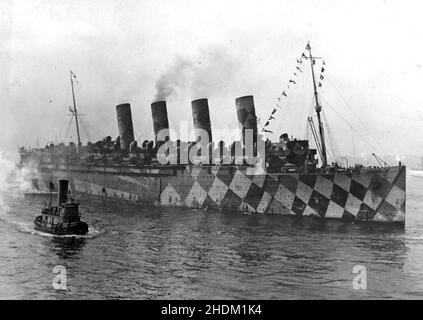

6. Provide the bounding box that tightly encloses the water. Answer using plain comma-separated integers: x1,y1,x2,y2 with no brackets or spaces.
1,175,422,299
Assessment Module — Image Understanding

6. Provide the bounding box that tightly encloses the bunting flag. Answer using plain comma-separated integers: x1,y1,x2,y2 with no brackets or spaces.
69,106,74,114
262,43,321,133
322,60,325,65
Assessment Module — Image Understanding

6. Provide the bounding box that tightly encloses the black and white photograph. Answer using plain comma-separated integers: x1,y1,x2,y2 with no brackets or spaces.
0,0,422,303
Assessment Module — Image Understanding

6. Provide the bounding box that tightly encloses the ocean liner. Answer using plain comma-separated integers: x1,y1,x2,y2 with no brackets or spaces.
18,43,406,225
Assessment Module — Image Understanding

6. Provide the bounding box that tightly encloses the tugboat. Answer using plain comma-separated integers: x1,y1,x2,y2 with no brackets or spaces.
34,179,89,235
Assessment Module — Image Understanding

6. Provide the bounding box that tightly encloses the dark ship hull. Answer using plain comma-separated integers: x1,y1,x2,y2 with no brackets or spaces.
34,218,88,235
27,162,406,225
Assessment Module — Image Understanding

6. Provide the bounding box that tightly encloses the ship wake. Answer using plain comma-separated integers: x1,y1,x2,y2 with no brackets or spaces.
0,208,103,239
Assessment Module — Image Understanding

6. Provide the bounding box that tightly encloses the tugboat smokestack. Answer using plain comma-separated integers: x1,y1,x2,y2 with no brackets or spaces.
116,103,135,150
235,95,257,145
58,179,69,205
151,101,170,144
191,98,212,143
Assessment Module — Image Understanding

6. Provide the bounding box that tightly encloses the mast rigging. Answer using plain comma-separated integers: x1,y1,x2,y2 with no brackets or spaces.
70,70,82,151
306,42,327,167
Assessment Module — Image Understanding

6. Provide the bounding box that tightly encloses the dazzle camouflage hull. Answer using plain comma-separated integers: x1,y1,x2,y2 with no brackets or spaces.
29,164,406,225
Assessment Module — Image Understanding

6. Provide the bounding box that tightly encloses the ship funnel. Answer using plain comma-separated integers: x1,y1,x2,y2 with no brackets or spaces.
116,103,135,150
58,179,69,205
191,98,212,143
151,101,170,144
235,95,257,144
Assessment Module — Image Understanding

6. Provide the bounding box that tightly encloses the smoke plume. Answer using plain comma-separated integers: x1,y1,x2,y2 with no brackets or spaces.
153,45,243,101
154,56,194,101
0,152,32,213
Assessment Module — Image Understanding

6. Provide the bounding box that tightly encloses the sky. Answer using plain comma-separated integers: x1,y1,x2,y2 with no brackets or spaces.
1,0,422,162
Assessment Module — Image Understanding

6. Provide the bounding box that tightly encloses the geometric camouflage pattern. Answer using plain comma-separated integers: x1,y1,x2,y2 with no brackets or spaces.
33,164,406,225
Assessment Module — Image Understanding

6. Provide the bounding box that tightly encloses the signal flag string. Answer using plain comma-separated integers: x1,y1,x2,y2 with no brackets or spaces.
261,43,326,134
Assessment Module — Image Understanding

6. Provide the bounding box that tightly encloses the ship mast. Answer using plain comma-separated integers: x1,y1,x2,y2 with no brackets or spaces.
306,42,327,167
70,70,82,151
